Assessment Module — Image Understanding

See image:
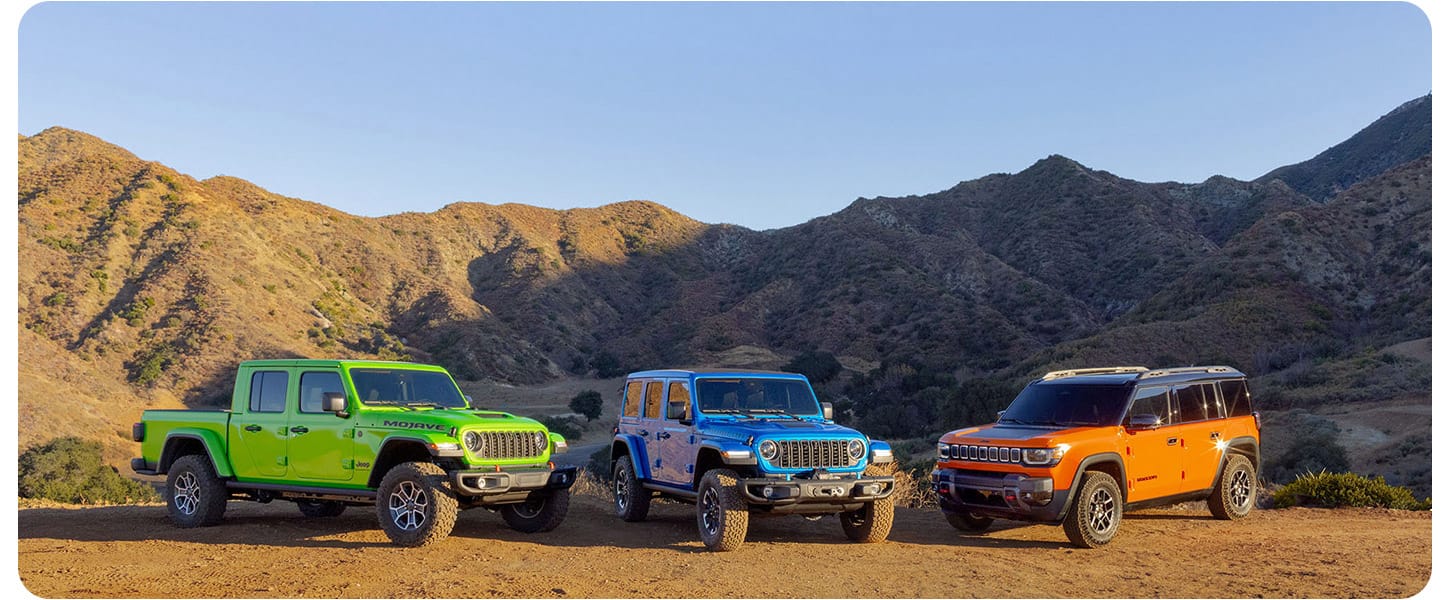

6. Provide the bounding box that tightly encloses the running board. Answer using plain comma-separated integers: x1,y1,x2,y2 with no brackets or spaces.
643,481,697,500
225,481,377,501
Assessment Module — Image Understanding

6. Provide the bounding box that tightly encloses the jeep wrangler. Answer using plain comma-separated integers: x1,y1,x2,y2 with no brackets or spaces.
933,366,1261,548
610,369,897,551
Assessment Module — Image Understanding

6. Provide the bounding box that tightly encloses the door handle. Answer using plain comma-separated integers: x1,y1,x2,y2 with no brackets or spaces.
1209,431,1222,440
658,432,671,440
1166,437,1179,446
637,429,649,436
243,425,262,433
290,426,309,434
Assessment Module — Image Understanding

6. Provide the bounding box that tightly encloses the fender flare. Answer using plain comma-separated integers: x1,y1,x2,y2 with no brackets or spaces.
159,429,234,478
699,439,757,466
1058,452,1127,520
612,434,650,479
1210,436,1261,486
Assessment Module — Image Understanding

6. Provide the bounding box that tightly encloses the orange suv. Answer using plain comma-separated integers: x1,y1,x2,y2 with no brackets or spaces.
932,366,1260,548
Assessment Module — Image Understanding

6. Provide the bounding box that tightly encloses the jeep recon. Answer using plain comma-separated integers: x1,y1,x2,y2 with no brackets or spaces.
133,359,577,546
933,366,1260,548
610,369,897,551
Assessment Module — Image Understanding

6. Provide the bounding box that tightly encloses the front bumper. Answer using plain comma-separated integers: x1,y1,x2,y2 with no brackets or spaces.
932,467,1066,522
450,466,577,498
737,474,895,506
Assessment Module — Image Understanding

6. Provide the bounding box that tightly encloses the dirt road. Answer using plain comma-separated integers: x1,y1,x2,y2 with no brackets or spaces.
18,494,1430,598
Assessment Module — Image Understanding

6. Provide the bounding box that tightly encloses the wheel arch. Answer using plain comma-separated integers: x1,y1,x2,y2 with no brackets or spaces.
158,430,233,478
367,437,436,488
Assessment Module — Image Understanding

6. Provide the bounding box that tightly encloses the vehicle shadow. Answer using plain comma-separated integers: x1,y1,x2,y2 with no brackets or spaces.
19,504,394,549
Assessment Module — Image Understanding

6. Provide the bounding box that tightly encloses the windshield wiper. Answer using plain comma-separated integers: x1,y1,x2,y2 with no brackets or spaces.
406,402,445,410
749,409,807,422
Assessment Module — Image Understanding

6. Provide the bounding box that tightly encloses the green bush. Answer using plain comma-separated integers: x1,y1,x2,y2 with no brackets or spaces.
569,390,604,421
538,416,583,441
1272,471,1429,510
586,445,613,480
19,437,159,504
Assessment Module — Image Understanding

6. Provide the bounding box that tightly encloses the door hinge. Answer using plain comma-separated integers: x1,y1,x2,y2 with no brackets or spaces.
342,459,354,469
276,456,288,466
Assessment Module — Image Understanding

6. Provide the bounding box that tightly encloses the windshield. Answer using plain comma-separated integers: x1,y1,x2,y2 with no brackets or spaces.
998,383,1131,427
696,378,820,416
349,369,468,408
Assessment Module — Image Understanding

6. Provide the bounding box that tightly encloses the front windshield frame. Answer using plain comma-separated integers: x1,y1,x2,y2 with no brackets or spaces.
346,367,469,409
694,377,822,417
998,382,1133,428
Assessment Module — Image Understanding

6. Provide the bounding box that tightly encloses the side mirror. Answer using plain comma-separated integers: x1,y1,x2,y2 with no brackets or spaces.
1126,414,1163,430
667,401,687,421
322,392,348,417
821,402,834,421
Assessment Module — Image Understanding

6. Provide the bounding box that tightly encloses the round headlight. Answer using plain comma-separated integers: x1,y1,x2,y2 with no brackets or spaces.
533,431,548,454
464,431,482,454
759,440,779,461
848,439,866,460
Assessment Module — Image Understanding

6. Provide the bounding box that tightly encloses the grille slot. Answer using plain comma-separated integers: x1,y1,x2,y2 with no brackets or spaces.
471,431,544,460
770,439,855,469
947,444,1023,464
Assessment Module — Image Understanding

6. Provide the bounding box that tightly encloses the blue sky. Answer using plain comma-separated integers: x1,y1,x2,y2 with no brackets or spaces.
19,2,1431,229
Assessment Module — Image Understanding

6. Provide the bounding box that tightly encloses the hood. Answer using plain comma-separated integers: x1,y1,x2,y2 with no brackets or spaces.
941,423,1100,446
358,408,544,432
697,417,866,442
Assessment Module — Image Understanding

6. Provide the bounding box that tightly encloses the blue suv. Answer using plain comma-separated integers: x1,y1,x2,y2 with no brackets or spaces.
610,369,897,551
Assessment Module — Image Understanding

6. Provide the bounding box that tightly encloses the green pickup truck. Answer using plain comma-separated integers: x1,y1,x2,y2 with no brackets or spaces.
132,359,577,546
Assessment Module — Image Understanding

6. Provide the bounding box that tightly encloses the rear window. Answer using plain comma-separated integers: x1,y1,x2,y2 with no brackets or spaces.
1220,379,1253,417
622,381,642,418
249,371,287,413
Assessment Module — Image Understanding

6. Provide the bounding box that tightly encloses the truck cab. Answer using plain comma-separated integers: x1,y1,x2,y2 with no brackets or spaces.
133,359,577,546
609,369,897,551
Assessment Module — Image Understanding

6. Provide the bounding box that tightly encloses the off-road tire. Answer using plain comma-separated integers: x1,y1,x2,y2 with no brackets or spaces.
697,469,749,551
1063,471,1122,548
612,456,650,522
943,511,993,533
840,500,894,543
375,462,458,547
501,489,570,533
166,454,228,528
297,500,346,518
1208,454,1256,520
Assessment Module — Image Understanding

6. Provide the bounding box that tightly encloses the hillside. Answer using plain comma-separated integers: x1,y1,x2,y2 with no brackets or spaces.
1259,94,1431,201
17,97,1432,489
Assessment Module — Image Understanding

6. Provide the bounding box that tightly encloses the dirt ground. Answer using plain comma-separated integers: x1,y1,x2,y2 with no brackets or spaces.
17,494,1431,598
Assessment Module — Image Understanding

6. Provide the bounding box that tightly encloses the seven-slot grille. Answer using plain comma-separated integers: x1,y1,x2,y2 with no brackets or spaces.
945,444,1023,464
771,439,856,469
469,431,544,459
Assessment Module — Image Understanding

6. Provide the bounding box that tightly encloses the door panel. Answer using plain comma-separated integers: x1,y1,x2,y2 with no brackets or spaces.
656,380,696,485
288,371,355,482
1177,383,1226,493
232,370,290,479
639,381,666,481
1121,386,1181,502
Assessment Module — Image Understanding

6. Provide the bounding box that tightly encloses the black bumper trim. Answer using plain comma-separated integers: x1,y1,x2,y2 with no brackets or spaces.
932,467,1068,522
450,466,578,497
737,474,895,506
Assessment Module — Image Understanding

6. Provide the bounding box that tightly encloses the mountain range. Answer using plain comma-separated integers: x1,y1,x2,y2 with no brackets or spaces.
18,95,1431,477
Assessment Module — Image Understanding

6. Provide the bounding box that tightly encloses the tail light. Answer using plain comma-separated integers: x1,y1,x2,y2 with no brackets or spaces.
132,422,145,442
1252,411,1262,432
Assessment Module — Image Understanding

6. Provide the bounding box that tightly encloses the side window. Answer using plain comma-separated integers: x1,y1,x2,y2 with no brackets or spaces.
1126,387,1171,426
622,382,642,418
1176,384,1208,422
249,371,288,413
1220,379,1253,417
668,381,691,417
299,371,345,414
644,381,663,420
1202,383,1224,419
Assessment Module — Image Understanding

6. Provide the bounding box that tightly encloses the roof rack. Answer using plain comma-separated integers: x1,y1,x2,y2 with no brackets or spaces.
1138,366,1235,379
1041,366,1148,381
